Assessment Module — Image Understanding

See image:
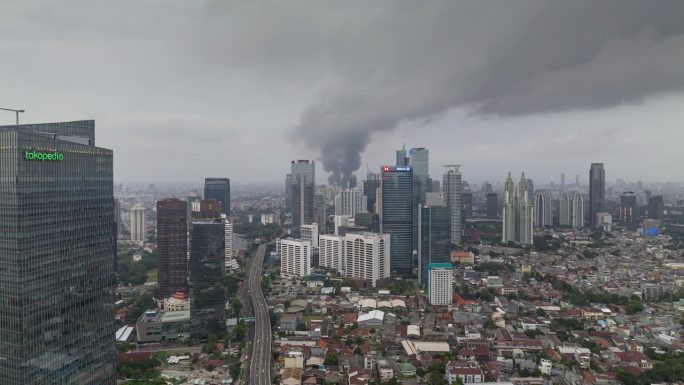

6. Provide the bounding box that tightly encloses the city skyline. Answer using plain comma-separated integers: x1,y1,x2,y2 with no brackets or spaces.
3,1,684,184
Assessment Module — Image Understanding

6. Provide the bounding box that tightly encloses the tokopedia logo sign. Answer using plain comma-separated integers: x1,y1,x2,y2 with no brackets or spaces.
24,150,64,161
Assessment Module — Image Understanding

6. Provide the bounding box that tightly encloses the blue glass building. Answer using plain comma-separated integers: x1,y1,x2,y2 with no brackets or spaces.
380,166,414,274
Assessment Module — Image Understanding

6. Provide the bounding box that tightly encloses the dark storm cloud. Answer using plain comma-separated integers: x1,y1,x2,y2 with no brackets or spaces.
265,1,684,183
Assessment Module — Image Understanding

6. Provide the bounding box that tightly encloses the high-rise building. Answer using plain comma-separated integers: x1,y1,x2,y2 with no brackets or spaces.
131,204,147,243
526,179,535,199
502,173,533,244
572,192,585,229
344,232,390,287
0,120,116,383
534,192,553,228
486,193,498,219
560,192,572,227
396,144,408,166
648,195,664,220
561,173,565,192
620,192,637,223
335,187,367,216
319,235,345,272
223,214,234,272
194,199,222,219
408,147,430,199
280,239,312,278
204,178,231,216
589,163,605,227
186,189,202,229
481,182,493,194
380,165,414,274
114,198,122,238
285,173,293,213
462,192,473,220
189,220,226,338
427,263,453,306
363,173,380,213
443,165,462,245
301,223,319,249
290,160,315,229
417,196,451,286
156,198,188,300
313,192,327,234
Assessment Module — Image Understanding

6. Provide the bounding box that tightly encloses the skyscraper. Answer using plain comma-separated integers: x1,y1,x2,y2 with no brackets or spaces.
344,232,390,287
156,198,188,300
408,147,430,199
223,214,235,272
486,193,498,219
462,192,473,219
204,178,230,215
534,192,553,228
380,165,414,274
313,192,327,234
560,192,572,227
443,165,462,245
589,163,605,227
114,198,122,238
620,192,637,223
648,195,664,220
285,173,293,212
130,204,147,243
363,173,380,213
194,199,222,219
335,187,367,216
561,173,565,192
572,192,585,229
502,173,533,244
396,144,408,166
417,194,451,286
190,219,226,338
0,120,116,383
290,160,315,229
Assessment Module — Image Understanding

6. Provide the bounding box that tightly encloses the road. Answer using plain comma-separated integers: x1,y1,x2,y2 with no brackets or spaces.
247,244,271,385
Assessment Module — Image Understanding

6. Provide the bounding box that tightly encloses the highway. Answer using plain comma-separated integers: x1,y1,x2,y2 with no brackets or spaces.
247,244,271,385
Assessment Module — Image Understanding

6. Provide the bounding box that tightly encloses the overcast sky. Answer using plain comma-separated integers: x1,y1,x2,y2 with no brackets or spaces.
2,1,684,185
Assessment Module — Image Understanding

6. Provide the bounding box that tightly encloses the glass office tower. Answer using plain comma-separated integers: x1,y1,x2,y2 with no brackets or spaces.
204,178,231,215
155,198,188,300
189,220,226,338
380,166,414,274
417,203,451,286
0,121,116,384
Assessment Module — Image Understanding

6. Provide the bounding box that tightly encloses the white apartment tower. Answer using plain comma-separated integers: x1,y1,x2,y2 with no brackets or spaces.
344,232,390,287
534,192,553,228
334,188,368,217
130,204,147,243
222,214,234,271
280,239,312,278
319,234,345,272
560,192,572,227
572,192,585,229
427,263,453,306
502,173,534,245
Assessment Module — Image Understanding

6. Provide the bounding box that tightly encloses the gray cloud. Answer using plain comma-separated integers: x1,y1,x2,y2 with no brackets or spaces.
1,1,684,184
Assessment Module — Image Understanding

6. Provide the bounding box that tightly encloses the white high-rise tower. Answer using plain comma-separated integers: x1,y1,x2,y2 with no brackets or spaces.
443,165,462,245
130,204,147,243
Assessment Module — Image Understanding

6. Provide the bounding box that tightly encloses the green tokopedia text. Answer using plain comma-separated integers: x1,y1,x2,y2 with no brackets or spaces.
24,150,64,161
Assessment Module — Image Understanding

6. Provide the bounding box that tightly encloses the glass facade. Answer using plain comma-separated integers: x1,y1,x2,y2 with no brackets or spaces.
418,205,451,286
204,178,230,216
189,220,225,338
380,166,414,274
0,121,116,384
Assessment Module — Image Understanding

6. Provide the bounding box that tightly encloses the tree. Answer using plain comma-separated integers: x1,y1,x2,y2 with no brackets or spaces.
324,353,338,365
452,378,464,385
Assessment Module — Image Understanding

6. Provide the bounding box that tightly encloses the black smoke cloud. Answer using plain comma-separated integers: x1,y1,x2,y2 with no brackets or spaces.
291,0,684,184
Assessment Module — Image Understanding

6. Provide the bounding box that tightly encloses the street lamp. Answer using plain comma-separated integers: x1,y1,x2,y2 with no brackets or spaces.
0,107,25,126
